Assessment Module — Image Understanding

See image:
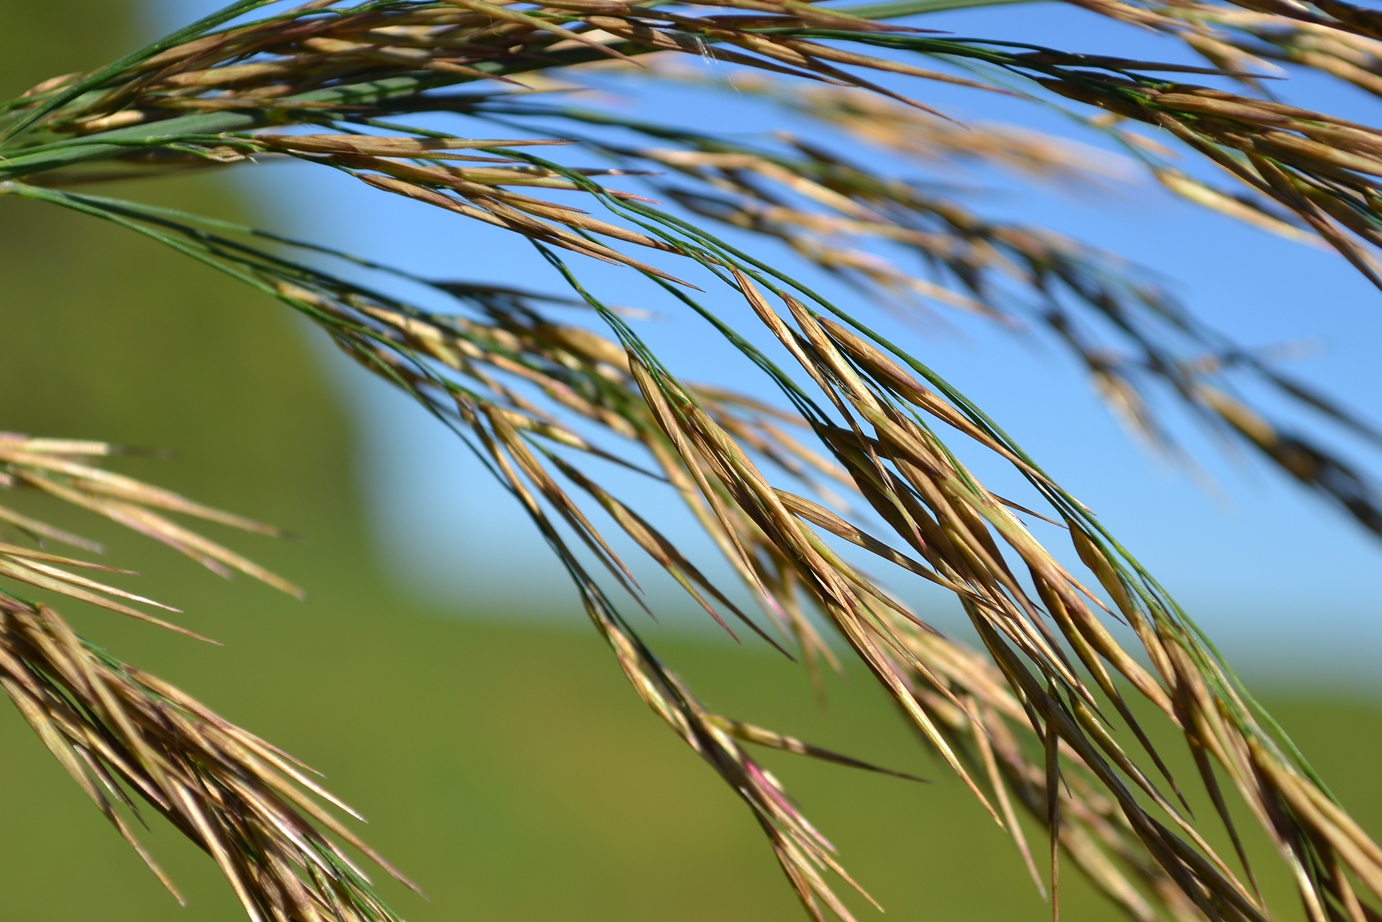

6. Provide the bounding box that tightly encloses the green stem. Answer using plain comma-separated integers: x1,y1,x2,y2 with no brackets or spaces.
0,0,280,145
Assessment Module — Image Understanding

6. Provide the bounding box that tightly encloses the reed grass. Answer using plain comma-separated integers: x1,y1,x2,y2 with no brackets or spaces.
3,1,1382,920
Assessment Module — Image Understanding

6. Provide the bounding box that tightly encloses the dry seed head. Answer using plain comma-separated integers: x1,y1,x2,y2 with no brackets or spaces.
5,2,1382,920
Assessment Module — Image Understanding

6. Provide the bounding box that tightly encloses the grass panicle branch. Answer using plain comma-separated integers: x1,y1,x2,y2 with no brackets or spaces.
4,2,1382,921
0,435,410,922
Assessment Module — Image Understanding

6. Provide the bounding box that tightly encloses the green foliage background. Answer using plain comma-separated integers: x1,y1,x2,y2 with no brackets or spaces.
0,3,1378,919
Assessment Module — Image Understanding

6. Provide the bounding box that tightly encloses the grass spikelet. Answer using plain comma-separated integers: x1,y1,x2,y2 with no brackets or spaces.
0,433,302,601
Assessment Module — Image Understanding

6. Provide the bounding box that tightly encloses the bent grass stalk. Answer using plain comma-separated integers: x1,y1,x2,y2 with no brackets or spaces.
4,1,1382,921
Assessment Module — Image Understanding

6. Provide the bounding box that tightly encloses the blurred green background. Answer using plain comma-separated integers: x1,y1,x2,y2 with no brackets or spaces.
1,4,1379,920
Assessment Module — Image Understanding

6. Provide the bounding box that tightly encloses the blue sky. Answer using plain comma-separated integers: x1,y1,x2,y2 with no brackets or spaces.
145,0,1382,679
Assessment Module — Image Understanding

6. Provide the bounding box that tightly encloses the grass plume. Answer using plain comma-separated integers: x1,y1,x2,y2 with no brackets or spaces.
4,2,1382,920
0,434,410,921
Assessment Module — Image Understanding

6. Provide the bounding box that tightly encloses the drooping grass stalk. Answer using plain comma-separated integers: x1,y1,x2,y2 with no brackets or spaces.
0,435,415,921
4,2,1382,921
